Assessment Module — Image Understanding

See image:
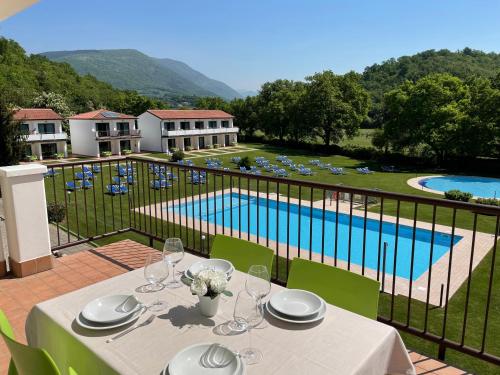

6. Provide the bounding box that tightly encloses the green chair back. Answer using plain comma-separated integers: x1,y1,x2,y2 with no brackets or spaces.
210,235,274,273
286,258,380,319
0,309,70,375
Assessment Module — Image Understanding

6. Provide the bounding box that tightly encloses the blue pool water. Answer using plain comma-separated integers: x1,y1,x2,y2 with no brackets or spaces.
168,193,462,280
420,176,500,199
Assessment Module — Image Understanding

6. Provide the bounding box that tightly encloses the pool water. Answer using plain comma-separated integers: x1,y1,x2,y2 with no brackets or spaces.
168,193,462,280
420,176,500,199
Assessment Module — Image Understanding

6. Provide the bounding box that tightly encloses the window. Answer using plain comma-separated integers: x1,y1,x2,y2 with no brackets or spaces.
195,121,204,129
117,122,130,136
167,138,176,149
120,140,131,150
208,121,217,129
96,123,110,137
164,122,175,131
212,135,218,144
222,120,229,128
20,123,29,134
180,121,190,130
38,123,55,134
41,143,57,158
99,142,111,153
183,138,191,147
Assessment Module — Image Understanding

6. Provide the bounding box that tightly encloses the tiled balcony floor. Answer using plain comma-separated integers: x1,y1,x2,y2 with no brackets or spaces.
0,240,469,374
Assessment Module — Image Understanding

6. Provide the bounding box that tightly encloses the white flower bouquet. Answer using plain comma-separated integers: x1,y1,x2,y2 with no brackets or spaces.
190,269,229,299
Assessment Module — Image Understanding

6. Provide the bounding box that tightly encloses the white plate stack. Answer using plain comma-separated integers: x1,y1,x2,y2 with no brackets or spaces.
76,295,144,330
266,289,326,324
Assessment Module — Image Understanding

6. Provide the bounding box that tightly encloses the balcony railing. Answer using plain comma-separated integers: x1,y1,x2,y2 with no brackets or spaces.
26,132,67,142
43,156,500,370
162,127,239,137
96,129,141,139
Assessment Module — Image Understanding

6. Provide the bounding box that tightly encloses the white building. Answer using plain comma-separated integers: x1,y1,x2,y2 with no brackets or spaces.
138,110,238,153
13,108,68,160
69,109,141,157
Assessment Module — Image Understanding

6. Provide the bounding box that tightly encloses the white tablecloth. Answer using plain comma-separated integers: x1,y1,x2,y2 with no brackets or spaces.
26,253,415,375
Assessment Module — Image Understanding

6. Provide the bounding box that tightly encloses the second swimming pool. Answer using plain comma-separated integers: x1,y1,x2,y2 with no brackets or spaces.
167,193,462,280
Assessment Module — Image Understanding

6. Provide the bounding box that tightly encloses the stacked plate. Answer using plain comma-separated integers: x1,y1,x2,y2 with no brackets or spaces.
76,294,144,330
266,289,326,324
165,343,245,375
184,259,234,280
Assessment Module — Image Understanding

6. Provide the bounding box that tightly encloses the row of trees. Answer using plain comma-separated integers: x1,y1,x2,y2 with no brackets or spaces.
376,73,500,160
197,70,371,147
197,71,499,161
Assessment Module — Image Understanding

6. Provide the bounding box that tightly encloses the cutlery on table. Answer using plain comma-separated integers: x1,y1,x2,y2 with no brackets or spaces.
106,314,155,343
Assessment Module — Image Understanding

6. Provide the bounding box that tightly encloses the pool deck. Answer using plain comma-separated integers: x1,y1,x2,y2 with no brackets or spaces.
137,188,495,306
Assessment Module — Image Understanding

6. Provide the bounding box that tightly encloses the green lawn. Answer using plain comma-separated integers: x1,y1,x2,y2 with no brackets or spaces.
44,143,500,373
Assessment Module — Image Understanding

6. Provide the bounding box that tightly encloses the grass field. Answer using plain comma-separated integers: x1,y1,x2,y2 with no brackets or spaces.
44,143,500,373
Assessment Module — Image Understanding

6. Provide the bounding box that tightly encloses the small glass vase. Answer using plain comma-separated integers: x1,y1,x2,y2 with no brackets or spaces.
198,294,221,317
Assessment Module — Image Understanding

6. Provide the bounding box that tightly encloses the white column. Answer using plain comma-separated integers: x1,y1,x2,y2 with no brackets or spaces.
0,164,52,277
35,143,43,160
0,215,6,276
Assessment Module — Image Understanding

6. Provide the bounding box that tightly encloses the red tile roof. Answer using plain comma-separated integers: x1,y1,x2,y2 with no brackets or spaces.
147,109,234,120
13,108,63,121
69,109,137,120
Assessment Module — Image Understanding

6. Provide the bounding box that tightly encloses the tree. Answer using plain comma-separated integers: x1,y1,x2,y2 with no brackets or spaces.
32,91,74,133
0,102,27,166
195,97,230,112
305,71,370,147
381,73,470,161
228,96,260,138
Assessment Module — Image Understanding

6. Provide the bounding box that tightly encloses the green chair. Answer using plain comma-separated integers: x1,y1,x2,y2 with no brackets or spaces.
0,310,77,375
210,235,274,273
286,258,380,319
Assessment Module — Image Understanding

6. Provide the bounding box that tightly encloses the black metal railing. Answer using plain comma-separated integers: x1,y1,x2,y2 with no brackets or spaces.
44,156,500,370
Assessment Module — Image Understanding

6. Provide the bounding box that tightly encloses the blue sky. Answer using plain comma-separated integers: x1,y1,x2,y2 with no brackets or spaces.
1,0,499,91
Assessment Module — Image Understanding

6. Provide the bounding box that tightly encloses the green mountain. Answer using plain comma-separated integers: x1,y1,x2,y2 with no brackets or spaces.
41,49,241,101
0,37,166,116
362,48,500,107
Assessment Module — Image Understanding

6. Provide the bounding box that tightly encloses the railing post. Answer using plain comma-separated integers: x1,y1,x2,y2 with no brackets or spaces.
0,164,52,277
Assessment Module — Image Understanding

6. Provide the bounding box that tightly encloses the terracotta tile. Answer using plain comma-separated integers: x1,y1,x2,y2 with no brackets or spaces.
432,367,467,375
418,359,447,371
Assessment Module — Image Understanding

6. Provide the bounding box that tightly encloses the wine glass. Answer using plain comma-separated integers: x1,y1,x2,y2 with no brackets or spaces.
143,253,169,311
163,238,185,288
233,290,264,365
246,265,271,304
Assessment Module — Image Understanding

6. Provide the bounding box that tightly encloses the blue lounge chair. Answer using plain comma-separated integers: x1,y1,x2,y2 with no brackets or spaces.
150,179,171,189
120,185,128,194
106,184,121,195
125,175,135,185
82,180,93,189
240,166,248,173
92,165,101,173
44,169,58,178
191,174,206,185
330,167,345,175
356,167,373,174
66,181,81,191
83,166,92,173
231,156,241,164
112,176,122,185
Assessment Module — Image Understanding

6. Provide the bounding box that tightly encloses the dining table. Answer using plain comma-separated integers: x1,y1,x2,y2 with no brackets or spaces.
26,252,416,375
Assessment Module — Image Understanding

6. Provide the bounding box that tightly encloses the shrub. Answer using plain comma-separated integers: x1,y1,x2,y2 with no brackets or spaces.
122,149,132,155
476,197,500,206
213,143,220,149
47,202,65,223
54,152,64,159
444,189,473,202
170,150,185,162
230,141,238,146
205,145,213,149
185,146,193,151
237,156,251,170
101,151,112,157
169,147,178,153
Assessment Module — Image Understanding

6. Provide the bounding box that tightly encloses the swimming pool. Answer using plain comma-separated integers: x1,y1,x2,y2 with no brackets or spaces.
168,193,461,281
419,175,500,199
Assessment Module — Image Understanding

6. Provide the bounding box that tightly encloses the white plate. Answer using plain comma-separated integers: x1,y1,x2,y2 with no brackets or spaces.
75,307,144,331
165,343,245,375
82,295,142,324
185,259,234,280
265,299,326,324
269,289,323,318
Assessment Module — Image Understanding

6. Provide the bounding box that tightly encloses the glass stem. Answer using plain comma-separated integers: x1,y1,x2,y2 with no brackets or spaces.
248,327,252,349
172,264,176,282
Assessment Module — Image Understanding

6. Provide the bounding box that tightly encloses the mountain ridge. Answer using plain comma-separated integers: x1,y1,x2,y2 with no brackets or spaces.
40,49,241,101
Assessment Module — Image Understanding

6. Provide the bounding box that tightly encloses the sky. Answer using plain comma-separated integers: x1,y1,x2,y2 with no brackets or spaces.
1,0,499,91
